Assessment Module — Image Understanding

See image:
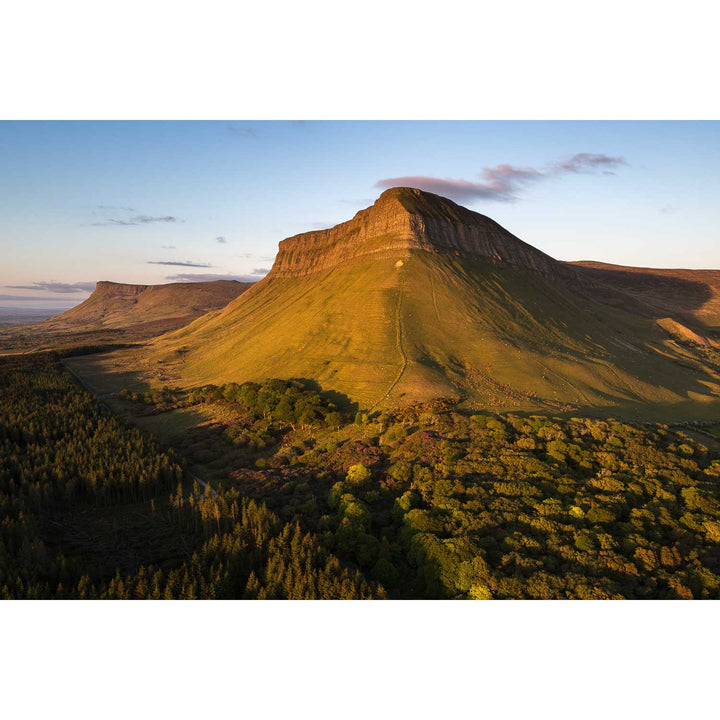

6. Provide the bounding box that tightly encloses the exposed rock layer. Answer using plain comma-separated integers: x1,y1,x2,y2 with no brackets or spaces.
271,187,562,278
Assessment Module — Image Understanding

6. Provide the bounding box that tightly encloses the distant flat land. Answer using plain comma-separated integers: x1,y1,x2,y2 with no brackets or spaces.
0,306,71,327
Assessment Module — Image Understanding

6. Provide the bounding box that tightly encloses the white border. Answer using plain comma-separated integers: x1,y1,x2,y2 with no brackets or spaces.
1,1,718,716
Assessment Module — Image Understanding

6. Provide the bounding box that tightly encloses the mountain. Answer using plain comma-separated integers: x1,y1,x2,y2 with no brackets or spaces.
0,280,251,353
42,280,251,336
148,188,720,417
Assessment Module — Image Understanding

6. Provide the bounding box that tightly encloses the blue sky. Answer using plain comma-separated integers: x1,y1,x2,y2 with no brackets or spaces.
1,121,718,308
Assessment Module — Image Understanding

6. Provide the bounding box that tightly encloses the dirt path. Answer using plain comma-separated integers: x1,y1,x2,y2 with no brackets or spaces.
61,359,109,398
370,279,408,410
430,272,441,323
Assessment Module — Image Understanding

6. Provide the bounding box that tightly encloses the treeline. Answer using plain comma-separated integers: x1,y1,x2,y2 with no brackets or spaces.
119,378,346,428
187,379,344,429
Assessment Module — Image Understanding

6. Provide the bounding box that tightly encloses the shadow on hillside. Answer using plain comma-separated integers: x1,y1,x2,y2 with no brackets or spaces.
574,264,715,319
290,377,359,414
63,351,361,416
62,350,156,397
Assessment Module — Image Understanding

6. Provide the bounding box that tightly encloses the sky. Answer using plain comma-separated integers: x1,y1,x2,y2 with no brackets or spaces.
1,120,718,309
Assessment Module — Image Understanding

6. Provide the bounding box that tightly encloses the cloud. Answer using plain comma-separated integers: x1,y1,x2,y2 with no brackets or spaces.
147,261,212,268
161,244,177,249
165,273,259,283
376,152,627,203
551,153,627,174
165,267,271,283
0,294,84,302
228,125,258,138
233,253,275,261
216,236,227,244
96,205,135,212
91,215,182,226
7,281,96,294
659,205,677,215
338,197,375,206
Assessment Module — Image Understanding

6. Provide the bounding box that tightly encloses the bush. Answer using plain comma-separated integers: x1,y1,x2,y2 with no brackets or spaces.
346,463,372,485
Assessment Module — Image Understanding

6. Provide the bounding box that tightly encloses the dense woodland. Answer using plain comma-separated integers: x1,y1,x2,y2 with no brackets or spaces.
0,355,379,598
2,354,720,599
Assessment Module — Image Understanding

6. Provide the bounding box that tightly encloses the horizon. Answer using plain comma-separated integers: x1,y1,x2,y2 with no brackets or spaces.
2,120,719,310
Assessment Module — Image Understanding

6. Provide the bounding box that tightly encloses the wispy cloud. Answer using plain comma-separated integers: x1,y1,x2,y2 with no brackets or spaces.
251,268,270,276
0,293,85,302
233,252,275,261
92,215,182,226
216,236,227,244
96,204,135,212
338,197,374,206
228,124,258,138
7,281,96,294
161,244,177,249
551,153,627,174
376,153,627,203
147,261,212,268
165,273,259,283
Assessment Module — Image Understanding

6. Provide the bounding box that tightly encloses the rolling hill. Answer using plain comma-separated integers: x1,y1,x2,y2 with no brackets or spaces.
146,188,720,417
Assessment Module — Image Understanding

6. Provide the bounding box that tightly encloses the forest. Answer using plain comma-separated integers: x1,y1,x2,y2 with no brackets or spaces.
2,354,720,599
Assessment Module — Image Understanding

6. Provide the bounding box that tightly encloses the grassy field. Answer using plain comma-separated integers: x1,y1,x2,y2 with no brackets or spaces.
63,351,153,395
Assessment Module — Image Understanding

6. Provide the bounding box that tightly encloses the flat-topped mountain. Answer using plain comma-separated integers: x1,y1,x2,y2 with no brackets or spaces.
148,188,720,418
43,279,250,333
0,279,251,353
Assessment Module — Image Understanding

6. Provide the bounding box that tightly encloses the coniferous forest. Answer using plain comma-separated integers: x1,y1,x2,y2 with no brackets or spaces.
2,352,720,599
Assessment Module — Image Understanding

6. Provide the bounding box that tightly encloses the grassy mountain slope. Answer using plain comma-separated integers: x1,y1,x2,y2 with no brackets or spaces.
148,189,720,417
570,261,720,333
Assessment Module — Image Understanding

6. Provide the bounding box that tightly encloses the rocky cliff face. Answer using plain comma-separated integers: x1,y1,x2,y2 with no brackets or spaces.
92,281,149,299
270,187,563,278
